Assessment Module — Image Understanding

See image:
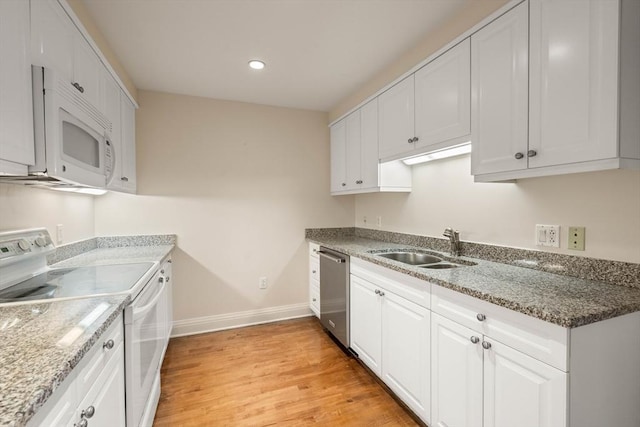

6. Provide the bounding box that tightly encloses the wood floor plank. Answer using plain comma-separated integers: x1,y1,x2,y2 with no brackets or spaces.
153,317,420,426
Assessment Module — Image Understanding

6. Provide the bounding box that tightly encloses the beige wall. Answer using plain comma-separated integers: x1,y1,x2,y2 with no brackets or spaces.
94,90,354,321
329,0,509,122
66,0,138,102
0,183,95,243
355,155,640,263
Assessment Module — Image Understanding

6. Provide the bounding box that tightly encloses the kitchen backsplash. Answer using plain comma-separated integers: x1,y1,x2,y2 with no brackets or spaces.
306,227,640,289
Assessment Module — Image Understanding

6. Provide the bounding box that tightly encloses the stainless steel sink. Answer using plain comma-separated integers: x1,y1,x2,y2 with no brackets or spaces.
374,250,474,269
377,252,442,265
420,263,459,269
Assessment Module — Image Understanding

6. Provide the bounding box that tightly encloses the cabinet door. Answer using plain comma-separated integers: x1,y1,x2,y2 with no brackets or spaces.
381,291,430,424
471,1,529,176
330,119,347,192
359,99,379,190
345,110,361,190
349,275,382,376
119,95,137,193
73,35,102,108
76,344,126,427
483,339,567,427
103,73,121,188
30,0,75,82
415,38,471,150
0,0,34,171
431,313,483,427
529,0,619,168
378,75,415,160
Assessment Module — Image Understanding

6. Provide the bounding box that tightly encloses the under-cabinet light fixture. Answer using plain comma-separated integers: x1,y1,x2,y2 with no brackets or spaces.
248,60,266,70
47,186,108,196
402,142,471,165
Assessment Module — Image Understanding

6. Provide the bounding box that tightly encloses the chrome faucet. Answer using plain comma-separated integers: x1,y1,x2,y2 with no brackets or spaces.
443,227,461,257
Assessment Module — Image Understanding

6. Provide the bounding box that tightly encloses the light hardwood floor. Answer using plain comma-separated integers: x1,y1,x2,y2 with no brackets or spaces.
153,317,421,426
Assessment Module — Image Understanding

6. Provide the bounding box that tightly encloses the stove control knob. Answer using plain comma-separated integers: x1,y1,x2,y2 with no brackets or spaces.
35,237,47,247
18,240,30,251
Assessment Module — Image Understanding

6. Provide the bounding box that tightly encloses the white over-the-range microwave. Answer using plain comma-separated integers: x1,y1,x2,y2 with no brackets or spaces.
0,66,114,191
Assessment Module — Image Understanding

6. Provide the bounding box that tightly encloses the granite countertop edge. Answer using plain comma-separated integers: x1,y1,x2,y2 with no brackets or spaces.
308,237,640,329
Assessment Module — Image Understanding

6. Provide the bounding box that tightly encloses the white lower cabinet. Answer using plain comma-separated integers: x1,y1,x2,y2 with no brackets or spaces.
350,259,430,424
431,313,566,427
308,243,320,318
28,315,125,427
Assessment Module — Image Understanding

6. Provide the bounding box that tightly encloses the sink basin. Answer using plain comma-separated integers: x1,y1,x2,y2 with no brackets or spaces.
377,252,442,265
420,263,460,269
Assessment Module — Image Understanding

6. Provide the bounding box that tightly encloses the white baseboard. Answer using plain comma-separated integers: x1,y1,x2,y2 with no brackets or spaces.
171,302,314,337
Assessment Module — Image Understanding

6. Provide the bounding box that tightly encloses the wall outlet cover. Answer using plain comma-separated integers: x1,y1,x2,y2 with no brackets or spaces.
568,226,586,251
535,224,560,248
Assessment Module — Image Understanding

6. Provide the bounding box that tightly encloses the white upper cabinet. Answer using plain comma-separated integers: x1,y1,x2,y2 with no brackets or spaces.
31,0,100,106
330,118,347,192
30,0,75,82
378,39,472,162
0,0,34,174
473,0,640,182
378,75,415,160
415,38,471,152
528,0,619,168
118,95,137,193
471,1,529,176
330,99,411,195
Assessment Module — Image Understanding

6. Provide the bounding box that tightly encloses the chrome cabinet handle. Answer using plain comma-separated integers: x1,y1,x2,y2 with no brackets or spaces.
341,182,346,187
407,138,413,143
312,298,317,302
482,341,492,350
379,291,385,297
412,137,419,143
77,418,88,427
470,336,480,344
356,180,363,184
120,176,129,182
166,277,170,283
515,152,524,159
103,339,114,350
374,289,380,295
527,150,537,157
312,269,317,274
81,406,95,418
72,82,85,93
476,313,486,322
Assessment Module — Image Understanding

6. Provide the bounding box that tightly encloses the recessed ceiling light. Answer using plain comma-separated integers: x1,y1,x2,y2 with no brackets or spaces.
248,60,265,70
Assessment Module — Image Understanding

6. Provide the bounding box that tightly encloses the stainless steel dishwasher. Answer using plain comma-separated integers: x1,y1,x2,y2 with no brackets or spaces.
318,247,350,348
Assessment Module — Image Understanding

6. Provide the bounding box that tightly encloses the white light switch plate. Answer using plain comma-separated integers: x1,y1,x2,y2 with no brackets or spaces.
535,224,560,247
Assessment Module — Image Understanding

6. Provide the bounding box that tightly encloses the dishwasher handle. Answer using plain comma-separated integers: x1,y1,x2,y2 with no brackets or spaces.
318,250,345,264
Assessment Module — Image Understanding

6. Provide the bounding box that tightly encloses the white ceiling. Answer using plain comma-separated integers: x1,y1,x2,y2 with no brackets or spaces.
82,0,470,112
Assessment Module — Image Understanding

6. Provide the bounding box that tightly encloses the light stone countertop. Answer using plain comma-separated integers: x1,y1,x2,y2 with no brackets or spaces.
309,235,640,328
0,243,175,427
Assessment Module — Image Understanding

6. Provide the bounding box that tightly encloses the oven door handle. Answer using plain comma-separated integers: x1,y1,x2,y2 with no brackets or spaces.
132,280,166,322
318,251,345,264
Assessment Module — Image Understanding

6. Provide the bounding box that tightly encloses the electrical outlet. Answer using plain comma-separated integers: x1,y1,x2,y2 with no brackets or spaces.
56,224,64,244
259,276,268,289
568,226,586,251
376,216,382,227
535,224,560,248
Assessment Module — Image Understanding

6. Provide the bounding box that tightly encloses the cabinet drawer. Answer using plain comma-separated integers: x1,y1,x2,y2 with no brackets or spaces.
309,257,320,282
351,258,430,309
76,314,124,396
309,243,320,259
432,286,568,371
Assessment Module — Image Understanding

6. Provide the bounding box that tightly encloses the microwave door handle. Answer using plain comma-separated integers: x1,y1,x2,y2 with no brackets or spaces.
132,279,166,322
